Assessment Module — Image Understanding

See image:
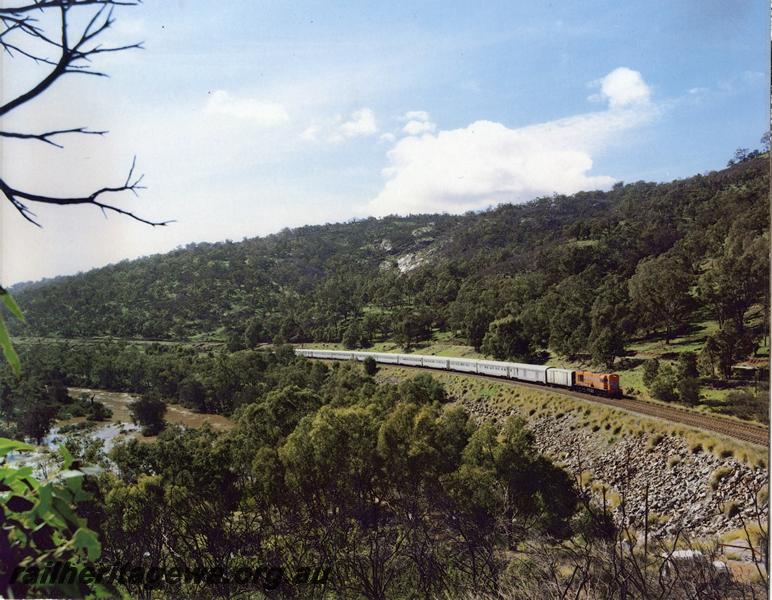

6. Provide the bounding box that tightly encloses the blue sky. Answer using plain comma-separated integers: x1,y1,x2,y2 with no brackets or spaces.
2,0,768,283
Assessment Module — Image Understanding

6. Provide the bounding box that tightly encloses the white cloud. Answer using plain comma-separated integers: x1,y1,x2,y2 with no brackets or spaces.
365,69,657,217
339,108,378,138
379,132,396,143
301,125,320,141
204,90,289,126
304,108,379,143
402,120,436,135
589,67,651,109
403,110,431,121
401,110,437,136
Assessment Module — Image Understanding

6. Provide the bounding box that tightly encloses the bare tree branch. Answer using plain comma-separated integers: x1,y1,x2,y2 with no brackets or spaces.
0,158,173,227
0,1,139,17
0,0,168,228
0,127,107,148
0,2,143,117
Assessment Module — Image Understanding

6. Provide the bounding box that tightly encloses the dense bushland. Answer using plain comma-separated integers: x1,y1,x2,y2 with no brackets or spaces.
8,157,768,372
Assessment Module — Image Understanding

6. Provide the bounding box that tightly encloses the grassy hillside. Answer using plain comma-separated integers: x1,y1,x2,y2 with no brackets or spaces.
7,155,769,418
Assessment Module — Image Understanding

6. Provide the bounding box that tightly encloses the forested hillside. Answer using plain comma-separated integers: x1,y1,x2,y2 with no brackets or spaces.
10,155,769,373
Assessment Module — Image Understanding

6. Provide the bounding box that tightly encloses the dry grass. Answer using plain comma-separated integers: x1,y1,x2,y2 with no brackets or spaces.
720,523,766,547
721,500,741,518
709,466,733,491
647,433,664,451
374,365,768,468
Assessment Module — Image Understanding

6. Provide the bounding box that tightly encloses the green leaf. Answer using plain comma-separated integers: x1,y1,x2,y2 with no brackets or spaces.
0,437,34,459
73,527,101,561
0,288,24,322
51,495,80,526
0,314,20,375
58,444,75,470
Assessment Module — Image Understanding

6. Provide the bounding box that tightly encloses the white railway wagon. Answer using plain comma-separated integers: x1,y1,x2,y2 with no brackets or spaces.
508,363,549,384
422,356,450,370
374,352,400,364
398,354,424,366
546,368,573,387
477,360,511,378
448,358,478,373
293,349,581,393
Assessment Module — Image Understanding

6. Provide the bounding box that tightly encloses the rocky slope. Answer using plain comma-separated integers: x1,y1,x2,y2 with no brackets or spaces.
461,396,768,541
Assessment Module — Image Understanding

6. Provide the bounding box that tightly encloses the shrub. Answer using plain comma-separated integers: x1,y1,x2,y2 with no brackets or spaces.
649,364,678,402
129,392,167,436
676,352,699,379
722,501,741,518
676,377,700,405
363,356,377,376
642,359,660,388
667,455,681,468
721,390,769,424
86,401,112,422
0,438,108,598
647,433,664,450
718,446,735,459
709,466,732,490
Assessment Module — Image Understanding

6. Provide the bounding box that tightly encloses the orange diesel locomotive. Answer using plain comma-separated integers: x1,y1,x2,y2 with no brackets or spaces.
573,371,621,398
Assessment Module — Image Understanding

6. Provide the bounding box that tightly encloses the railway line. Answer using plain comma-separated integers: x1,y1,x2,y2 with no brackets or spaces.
304,349,769,447
390,364,770,447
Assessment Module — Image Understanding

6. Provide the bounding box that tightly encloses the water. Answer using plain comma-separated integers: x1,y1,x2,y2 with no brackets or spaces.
6,388,234,471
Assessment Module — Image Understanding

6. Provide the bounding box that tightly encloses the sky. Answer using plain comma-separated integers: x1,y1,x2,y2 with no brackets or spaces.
1,0,768,284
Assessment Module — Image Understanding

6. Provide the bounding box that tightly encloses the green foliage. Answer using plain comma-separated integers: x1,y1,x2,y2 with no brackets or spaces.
721,389,770,423
178,376,207,411
699,323,756,379
0,287,24,374
95,353,583,597
589,327,622,369
648,363,678,402
644,359,700,405
394,309,432,350
676,377,700,406
363,356,377,376
589,277,630,368
698,229,769,331
0,438,110,598
629,253,694,342
466,308,493,352
481,315,533,361
342,320,364,349
18,393,58,445
7,156,767,370
129,392,167,436
676,352,699,379
65,395,112,422
243,317,265,348
642,359,660,388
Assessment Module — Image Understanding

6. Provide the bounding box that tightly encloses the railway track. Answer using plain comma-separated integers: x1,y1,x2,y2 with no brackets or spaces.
383,364,770,447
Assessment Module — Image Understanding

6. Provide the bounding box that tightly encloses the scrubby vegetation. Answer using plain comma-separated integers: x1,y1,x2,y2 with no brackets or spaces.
1,348,585,597
1,153,768,597
2,347,765,598
8,158,768,373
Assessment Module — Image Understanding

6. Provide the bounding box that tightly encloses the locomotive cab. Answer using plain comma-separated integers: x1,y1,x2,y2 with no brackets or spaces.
574,371,621,398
